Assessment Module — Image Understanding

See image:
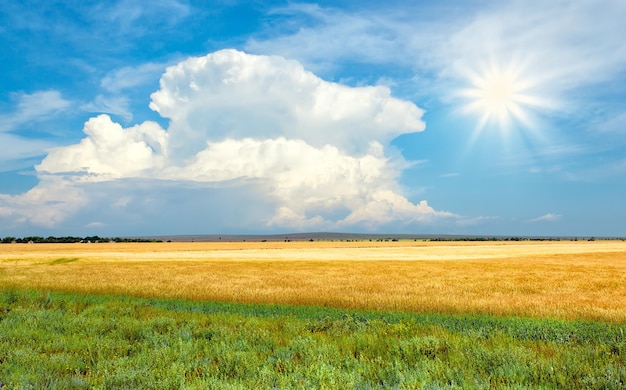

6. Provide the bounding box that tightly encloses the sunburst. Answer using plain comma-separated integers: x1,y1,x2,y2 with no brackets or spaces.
458,61,547,141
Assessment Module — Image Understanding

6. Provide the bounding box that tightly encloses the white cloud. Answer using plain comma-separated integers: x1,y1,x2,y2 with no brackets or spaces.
340,191,455,227
529,213,562,223
37,114,167,180
0,90,71,170
98,0,190,34
246,4,417,73
171,137,412,227
101,62,167,93
81,95,133,122
0,133,54,169
3,50,456,230
455,215,500,227
149,49,424,158
248,1,626,116
0,177,86,228
445,0,626,96
85,221,106,228
84,61,172,122
0,90,71,133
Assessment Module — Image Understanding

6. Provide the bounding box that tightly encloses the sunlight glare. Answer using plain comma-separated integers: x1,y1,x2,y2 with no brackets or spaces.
458,60,551,145
463,65,527,127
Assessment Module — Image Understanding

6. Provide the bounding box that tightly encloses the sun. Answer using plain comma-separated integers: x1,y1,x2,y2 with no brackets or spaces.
475,71,519,118
455,59,560,152
458,61,545,136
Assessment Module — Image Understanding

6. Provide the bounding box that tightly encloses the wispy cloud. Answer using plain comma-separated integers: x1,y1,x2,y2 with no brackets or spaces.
98,0,190,33
529,213,562,223
246,3,445,74
100,62,168,93
81,95,133,122
0,134,54,171
456,215,500,227
86,61,175,122
85,221,106,229
0,90,71,133
94,1,190,33
248,1,626,122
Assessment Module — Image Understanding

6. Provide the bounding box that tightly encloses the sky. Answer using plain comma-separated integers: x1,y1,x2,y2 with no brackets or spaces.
1,0,626,237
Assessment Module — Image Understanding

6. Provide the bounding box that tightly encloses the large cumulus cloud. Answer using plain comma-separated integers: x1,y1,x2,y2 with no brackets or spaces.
3,50,456,232
149,49,425,158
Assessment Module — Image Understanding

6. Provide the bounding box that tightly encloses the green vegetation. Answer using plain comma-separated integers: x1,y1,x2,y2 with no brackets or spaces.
48,257,80,266
0,236,162,244
3,234,624,244
0,289,624,389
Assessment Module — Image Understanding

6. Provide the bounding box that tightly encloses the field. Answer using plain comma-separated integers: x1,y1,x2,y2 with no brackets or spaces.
1,240,625,388
1,240,626,322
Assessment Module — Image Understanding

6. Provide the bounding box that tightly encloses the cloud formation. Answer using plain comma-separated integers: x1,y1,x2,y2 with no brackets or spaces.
248,1,626,125
0,90,71,133
5,50,455,231
0,177,86,228
101,62,167,93
0,134,53,169
529,213,562,223
0,90,70,170
149,49,425,158
38,114,167,180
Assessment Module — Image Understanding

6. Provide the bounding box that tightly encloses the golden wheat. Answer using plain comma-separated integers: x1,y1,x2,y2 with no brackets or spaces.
1,240,625,322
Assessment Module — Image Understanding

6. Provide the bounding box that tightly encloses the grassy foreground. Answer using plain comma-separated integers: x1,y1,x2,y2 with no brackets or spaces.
1,289,624,389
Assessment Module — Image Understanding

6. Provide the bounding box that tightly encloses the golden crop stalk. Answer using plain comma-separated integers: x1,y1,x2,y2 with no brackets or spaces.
1,240,625,322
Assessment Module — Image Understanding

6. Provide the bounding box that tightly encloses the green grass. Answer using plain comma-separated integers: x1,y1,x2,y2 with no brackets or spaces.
48,257,79,266
0,289,624,389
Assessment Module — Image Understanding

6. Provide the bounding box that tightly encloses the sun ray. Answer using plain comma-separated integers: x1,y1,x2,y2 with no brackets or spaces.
456,59,557,150
462,64,527,127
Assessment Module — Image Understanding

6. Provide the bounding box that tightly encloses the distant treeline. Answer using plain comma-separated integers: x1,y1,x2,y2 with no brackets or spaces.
343,237,603,242
430,237,574,242
0,236,163,244
1,235,622,244
429,237,626,242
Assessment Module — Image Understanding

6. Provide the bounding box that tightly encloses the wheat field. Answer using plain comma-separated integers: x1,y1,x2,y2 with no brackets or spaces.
1,240,625,322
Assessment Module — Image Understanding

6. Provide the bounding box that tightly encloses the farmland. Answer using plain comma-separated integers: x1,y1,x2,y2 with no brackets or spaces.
1,240,625,388
1,240,625,322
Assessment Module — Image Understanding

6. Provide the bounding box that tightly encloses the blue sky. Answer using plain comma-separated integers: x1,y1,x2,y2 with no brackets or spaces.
1,0,625,237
